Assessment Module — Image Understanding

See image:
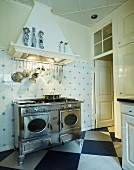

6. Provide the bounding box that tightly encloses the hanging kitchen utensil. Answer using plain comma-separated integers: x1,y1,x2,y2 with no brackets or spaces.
32,62,40,78
58,65,63,84
52,65,56,80
29,62,37,83
56,65,59,81
29,77,36,83
23,60,30,78
11,61,24,82
42,65,45,71
12,72,24,82
32,72,39,78
40,63,45,77
46,64,52,83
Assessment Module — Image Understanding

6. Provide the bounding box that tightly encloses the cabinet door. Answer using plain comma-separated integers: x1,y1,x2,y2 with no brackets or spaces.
122,113,134,170
118,0,134,47
118,42,134,96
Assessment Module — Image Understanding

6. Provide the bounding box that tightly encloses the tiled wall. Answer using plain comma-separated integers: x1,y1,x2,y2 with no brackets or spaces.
0,48,93,151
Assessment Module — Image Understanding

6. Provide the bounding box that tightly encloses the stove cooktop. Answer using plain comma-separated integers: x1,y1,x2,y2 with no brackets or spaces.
14,97,79,105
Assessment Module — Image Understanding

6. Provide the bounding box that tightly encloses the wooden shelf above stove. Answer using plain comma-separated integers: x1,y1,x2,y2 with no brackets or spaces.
8,42,80,65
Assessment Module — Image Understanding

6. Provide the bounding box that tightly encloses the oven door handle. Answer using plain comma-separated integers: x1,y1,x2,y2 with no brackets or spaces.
48,123,52,130
60,121,63,128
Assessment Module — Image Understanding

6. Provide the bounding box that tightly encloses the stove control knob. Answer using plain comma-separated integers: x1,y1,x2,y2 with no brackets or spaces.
34,107,38,112
68,104,72,108
25,108,29,113
61,105,65,110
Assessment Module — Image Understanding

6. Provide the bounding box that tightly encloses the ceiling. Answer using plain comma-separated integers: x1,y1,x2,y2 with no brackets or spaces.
14,0,127,27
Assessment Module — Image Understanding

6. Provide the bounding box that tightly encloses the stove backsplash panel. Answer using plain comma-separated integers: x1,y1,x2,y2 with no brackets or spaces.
0,49,93,151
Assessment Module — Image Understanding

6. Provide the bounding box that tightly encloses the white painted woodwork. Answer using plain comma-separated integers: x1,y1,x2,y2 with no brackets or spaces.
118,42,134,96
94,23,112,57
118,0,134,47
95,60,114,128
122,103,134,170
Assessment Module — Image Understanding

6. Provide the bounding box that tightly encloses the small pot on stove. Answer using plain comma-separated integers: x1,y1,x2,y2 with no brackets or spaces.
43,92,61,100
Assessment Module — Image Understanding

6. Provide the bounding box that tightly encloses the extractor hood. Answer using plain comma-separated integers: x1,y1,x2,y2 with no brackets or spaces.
8,42,80,65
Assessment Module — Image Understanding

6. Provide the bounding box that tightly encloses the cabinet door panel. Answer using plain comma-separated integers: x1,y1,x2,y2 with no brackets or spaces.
118,1,134,46
122,113,134,170
103,37,112,53
118,42,134,96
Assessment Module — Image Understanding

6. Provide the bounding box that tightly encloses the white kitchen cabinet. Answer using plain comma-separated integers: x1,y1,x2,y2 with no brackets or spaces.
118,42,134,96
118,0,134,47
94,23,112,56
121,103,134,170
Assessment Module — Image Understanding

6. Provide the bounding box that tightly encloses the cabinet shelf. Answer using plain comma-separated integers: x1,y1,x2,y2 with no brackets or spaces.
8,42,80,65
93,50,113,60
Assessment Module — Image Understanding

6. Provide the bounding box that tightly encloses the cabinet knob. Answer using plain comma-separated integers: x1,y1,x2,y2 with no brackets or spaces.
120,92,122,94
129,110,132,112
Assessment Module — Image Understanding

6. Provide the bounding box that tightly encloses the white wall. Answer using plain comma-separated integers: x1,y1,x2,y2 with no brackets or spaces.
55,16,91,61
0,0,32,48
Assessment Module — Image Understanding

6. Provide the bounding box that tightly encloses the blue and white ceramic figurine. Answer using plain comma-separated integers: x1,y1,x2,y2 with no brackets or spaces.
38,30,44,49
23,27,30,46
31,27,37,47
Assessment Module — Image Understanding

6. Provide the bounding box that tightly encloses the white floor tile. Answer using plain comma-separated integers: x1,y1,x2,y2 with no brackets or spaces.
78,154,122,170
113,142,122,157
0,150,47,170
85,131,112,141
51,140,83,153
108,126,115,132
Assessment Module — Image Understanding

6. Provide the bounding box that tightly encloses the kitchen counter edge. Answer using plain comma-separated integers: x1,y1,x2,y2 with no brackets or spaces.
117,98,134,103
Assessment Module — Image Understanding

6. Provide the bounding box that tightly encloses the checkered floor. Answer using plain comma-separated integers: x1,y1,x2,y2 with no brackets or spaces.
0,126,122,170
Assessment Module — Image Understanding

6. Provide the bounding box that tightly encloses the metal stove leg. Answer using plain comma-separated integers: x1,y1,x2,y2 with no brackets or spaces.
18,155,25,166
18,143,25,165
75,138,83,147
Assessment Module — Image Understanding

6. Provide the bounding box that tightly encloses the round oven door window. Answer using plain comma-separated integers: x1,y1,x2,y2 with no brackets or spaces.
64,114,77,126
28,118,46,133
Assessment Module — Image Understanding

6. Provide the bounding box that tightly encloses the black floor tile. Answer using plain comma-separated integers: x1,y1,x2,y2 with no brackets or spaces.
0,166,18,170
90,127,108,132
82,140,117,156
0,150,14,162
81,131,86,139
110,132,122,142
118,157,122,166
34,150,80,170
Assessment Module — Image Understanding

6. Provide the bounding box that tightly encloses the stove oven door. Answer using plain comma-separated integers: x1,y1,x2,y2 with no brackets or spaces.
60,109,81,133
22,114,50,139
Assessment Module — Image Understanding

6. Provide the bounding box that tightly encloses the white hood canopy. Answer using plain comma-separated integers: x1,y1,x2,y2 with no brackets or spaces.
8,1,80,64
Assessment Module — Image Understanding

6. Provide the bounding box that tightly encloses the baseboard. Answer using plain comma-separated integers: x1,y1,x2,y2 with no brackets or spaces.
0,145,14,152
82,126,92,132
